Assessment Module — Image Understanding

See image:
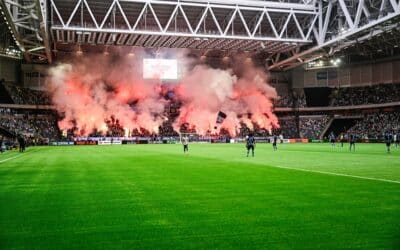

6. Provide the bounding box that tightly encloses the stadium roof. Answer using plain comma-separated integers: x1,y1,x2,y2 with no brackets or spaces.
0,0,400,69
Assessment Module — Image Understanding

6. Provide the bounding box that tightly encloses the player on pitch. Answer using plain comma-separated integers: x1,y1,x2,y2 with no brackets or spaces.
246,133,256,157
272,134,278,151
182,135,189,154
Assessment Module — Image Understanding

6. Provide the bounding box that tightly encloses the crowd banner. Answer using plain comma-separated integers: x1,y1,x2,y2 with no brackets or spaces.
75,141,97,145
51,141,74,146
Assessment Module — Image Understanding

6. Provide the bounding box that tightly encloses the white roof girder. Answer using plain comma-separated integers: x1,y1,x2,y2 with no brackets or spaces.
268,0,400,70
49,0,318,52
0,0,51,63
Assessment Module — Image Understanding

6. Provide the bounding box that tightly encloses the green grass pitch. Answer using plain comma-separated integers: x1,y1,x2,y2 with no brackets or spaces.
0,143,399,249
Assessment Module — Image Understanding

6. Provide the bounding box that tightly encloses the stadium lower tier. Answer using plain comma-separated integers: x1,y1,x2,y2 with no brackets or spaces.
1,107,399,144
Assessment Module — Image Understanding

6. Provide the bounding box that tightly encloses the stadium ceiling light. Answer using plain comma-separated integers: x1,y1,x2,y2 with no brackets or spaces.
329,58,341,66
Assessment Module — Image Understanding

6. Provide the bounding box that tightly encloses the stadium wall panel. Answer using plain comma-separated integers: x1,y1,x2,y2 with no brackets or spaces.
292,59,400,88
394,61,400,82
0,57,20,83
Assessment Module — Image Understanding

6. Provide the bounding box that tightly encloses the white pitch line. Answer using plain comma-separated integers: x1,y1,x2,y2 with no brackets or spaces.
0,148,40,164
0,154,24,163
269,165,400,184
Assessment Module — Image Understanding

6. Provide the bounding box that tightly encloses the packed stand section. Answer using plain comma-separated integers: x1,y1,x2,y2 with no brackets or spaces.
299,116,330,140
0,135,17,151
0,108,59,144
297,94,307,108
331,83,400,106
274,90,307,108
2,82,52,105
271,116,298,138
274,94,295,107
346,110,400,140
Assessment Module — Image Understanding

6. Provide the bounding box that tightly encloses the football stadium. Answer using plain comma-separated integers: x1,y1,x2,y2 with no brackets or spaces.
0,0,399,249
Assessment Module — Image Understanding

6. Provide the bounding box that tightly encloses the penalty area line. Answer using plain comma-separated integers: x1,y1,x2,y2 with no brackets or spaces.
268,165,400,184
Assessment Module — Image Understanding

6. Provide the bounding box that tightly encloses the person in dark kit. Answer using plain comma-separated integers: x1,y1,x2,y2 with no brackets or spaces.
182,135,189,153
329,132,336,148
384,131,393,153
349,133,356,151
246,134,256,157
17,135,25,153
272,135,278,151
0,137,4,153
395,130,400,149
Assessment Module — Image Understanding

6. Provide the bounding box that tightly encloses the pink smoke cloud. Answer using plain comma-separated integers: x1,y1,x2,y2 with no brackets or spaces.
172,61,279,136
47,50,280,137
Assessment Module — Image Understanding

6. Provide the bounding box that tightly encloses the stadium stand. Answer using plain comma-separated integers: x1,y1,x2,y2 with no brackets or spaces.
272,116,299,139
1,82,51,105
346,110,400,140
331,83,400,106
274,89,307,108
299,116,330,140
0,108,59,144
1,80,400,143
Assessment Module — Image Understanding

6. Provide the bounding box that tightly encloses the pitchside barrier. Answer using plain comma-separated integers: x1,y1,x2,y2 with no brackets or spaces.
49,138,399,145
49,136,312,146
51,142,74,146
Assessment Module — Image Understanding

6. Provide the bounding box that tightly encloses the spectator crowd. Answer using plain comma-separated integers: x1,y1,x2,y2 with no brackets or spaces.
331,83,400,106
272,116,299,139
274,90,307,108
2,82,51,105
346,111,400,140
1,81,400,142
299,116,330,140
0,108,59,143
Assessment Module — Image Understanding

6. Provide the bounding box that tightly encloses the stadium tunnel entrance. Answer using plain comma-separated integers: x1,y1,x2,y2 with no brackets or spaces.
323,117,362,139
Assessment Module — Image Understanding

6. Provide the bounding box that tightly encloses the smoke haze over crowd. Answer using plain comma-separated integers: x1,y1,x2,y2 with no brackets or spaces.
47,49,280,136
